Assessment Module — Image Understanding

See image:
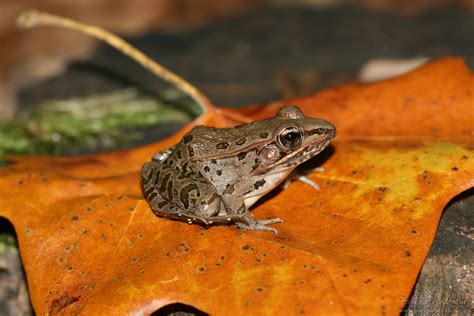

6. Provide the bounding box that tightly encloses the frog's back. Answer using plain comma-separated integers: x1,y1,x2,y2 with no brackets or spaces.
175,122,274,161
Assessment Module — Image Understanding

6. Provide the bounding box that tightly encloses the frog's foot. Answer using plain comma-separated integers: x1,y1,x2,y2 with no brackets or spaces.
282,167,324,190
236,215,283,233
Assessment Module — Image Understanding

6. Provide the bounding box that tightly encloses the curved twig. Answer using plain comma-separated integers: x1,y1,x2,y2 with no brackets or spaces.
16,10,213,114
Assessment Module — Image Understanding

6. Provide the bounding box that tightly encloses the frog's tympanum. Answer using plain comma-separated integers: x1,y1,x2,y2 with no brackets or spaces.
141,106,335,233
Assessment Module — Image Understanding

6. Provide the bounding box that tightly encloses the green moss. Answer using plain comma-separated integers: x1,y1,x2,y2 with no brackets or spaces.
0,234,17,252
0,88,197,156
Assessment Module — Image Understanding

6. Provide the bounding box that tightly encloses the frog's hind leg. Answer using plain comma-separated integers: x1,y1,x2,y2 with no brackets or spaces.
141,160,223,226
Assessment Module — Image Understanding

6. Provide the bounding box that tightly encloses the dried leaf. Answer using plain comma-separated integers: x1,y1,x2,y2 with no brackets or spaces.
0,58,472,315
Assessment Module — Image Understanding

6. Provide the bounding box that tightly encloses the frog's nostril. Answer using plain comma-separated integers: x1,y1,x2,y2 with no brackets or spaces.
326,127,336,139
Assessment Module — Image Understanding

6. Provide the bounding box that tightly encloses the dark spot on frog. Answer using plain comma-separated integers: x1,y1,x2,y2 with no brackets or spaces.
254,179,266,190
158,172,171,194
226,184,235,194
176,150,182,159
216,142,229,150
187,145,194,157
180,183,198,209
183,134,193,144
236,138,246,146
211,159,217,164
238,152,247,160
216,170,222,176
157,200,168,208
166,180,173,201
203,166,210,173
260,132,268,139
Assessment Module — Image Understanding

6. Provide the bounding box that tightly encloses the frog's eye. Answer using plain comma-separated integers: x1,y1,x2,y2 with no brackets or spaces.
278,128,302,149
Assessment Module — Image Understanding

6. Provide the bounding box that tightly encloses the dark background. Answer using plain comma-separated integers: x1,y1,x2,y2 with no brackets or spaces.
1,3,473,315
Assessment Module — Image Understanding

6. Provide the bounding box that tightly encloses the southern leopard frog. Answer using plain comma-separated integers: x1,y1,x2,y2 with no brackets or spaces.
141,106,335,233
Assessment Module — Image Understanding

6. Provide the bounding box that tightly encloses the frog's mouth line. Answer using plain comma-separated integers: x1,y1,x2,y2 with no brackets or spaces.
254,135,333,176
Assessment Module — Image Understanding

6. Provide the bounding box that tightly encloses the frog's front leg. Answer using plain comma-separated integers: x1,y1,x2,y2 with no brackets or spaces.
281,166,325,190
219,183,283,233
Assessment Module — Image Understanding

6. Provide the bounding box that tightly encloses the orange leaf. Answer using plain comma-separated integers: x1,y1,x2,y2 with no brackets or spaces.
0,58,472,315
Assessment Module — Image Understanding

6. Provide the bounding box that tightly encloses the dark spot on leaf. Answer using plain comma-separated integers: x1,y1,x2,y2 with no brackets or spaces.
451,167,458,171
80,228,89,235
255,287,264,293
377,187,388,192
241,244,255,252
364,279,372,284
196,265,208,274
50,294,80,315
405,250,412,257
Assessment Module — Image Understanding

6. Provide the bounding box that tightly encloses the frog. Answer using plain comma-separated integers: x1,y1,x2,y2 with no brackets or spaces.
141,105,336,233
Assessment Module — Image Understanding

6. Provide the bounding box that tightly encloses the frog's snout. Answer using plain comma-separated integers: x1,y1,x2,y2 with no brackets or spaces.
320,119,336,141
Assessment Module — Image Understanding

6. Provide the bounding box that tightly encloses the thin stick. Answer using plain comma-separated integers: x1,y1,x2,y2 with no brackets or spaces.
16,10,212,114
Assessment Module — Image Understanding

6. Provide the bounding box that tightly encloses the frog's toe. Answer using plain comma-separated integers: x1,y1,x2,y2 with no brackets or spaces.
281,170,321,190
236,222,279,234
256,218,283,225
235,217,283,233
295,175,320,190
